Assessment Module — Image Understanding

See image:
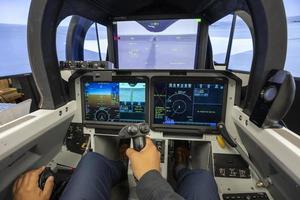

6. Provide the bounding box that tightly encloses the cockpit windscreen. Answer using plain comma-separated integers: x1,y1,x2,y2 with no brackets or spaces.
152,78,227,129
84,82,146,123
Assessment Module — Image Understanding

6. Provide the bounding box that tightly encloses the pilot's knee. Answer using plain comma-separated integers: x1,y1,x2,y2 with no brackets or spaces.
80,152,106,165
193,169,214,180
192,170,216,184
181,169,215,186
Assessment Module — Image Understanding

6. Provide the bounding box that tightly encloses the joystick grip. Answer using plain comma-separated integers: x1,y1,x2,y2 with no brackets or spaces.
119,123,150,151
133,136,146,151
38,167,54,190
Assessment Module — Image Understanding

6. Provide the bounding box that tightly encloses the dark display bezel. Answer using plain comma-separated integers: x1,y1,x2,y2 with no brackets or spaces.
150,76,228,133
81,75,149,129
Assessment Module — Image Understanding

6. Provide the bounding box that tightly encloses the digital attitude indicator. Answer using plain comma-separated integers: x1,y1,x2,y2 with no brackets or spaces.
84,82,146,123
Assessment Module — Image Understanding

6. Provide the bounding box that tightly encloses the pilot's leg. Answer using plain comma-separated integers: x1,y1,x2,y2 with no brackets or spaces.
60,152,126,200
176,168,220,200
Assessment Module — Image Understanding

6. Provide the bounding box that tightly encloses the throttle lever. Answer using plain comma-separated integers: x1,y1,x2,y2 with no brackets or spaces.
119,123,150,151
217,122,237,148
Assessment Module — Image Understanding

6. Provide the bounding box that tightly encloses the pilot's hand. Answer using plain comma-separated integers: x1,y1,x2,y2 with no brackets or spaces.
13,167,54,200
126,138,161,180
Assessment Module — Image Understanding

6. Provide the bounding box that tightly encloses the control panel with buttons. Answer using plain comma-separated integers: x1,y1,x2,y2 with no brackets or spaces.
222,192,269,200
153,139,165,163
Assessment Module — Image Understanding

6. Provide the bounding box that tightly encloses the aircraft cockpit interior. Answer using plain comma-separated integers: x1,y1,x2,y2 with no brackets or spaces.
0,0,300,200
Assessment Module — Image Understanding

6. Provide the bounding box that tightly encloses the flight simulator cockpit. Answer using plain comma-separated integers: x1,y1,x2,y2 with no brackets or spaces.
0,0,300,200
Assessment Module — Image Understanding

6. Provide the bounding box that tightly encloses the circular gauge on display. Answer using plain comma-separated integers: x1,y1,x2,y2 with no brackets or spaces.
95,110,109,121
166,94,192,119
172,100,187,114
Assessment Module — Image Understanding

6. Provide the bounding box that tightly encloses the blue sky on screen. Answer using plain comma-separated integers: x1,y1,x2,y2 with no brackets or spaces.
85,83,118,95
284,0,300,16
0,0,69,25
0,0,299,25
0,0,31,25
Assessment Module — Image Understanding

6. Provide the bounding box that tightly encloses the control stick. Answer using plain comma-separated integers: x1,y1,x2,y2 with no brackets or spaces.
119,123,150,151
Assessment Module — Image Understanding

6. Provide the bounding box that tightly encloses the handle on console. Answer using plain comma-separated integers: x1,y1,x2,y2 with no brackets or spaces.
118,123,150,152
38,167,55,190
133,136,146,151
217,122,237,148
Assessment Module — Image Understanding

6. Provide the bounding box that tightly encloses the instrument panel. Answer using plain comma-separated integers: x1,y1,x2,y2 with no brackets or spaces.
151,77,227,130
79,70,241,134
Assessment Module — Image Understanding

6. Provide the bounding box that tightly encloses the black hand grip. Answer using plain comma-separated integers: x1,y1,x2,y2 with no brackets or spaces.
38,167,54,190
133,136,146,151
217,122,237,148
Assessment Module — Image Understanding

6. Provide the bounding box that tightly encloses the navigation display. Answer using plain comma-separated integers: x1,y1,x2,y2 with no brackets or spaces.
153,79,226,129
84,81,146,123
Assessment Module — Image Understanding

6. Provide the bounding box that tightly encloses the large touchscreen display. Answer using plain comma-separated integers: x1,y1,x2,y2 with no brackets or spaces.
84,82,146,123
153,80,226,129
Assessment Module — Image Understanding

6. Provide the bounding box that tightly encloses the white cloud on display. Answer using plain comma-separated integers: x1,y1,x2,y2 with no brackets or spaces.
84,40,108,54
211,38,252,55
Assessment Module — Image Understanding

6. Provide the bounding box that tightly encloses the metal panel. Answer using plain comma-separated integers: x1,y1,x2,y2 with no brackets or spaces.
232,106,300,199
0,101,76,195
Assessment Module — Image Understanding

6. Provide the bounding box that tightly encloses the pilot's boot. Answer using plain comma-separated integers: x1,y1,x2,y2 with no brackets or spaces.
174,146,190,180
119,142,130,168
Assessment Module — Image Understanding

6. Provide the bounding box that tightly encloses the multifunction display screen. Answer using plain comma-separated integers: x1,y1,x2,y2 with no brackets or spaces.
153,80,226,129
84,82,146,123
